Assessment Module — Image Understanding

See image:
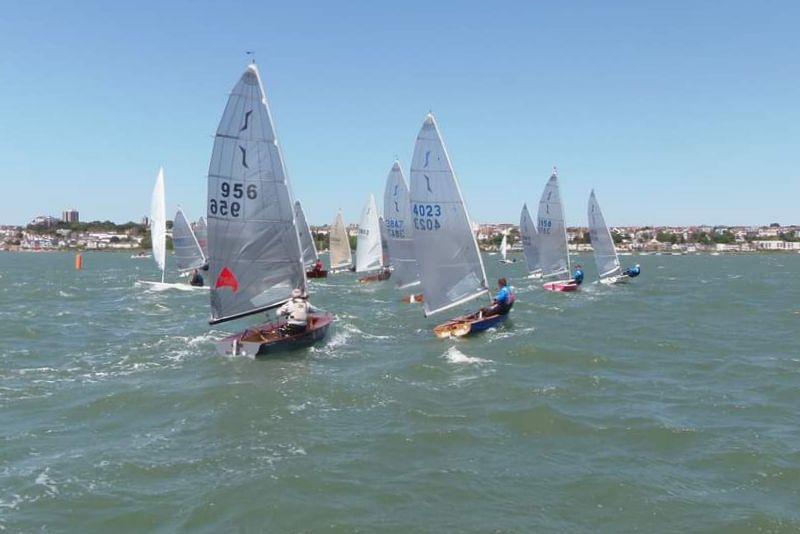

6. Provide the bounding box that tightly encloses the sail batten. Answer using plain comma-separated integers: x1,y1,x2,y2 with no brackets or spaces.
173,208,206,272
329,211,352,269
206,64,305,324
588,190,621,280
410,114,487,316
356,194,383,273
536,171,571,278
383,161,420,289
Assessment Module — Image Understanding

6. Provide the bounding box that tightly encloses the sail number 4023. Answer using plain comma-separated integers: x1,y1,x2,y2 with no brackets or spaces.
412,203,442,231
209,181,257,218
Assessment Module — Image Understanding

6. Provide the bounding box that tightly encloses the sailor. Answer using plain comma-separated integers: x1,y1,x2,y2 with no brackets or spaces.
312,259,324,274
189,269,204,287
278,288,320,335
481,277,515,317
573,265,584,286
623,264,641,278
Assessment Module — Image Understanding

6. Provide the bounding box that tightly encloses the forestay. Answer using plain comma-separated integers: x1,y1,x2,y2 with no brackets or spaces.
294,200,318,268
172,208,206,272
329,211,352,269
519,203,541,274
150,167,167,281
410,113,487,316
206,63,305,324
536,170,570,279
588,190,621,278
356,194,383,273
195,217,208,257
383,161,420,289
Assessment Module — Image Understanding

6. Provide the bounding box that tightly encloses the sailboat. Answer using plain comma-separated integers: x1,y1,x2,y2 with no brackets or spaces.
207,63,332,357
383,160,423,303
538,168,578,292
588,190,628,284
498,230,516,264
356,193,389,282
137,168,175,289
172,208,207,274
410,113,512,338
329,210,352,273
520,203,542,278
295,201,325,278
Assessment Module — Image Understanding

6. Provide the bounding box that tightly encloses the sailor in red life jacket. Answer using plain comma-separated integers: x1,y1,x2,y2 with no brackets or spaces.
312,259,324,274
278,288,320,335
480,278,514,317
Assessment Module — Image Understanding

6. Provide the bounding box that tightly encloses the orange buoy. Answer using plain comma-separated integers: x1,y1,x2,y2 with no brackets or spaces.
75,253,83,270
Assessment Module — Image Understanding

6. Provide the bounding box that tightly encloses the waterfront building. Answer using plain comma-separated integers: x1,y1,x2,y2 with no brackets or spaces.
62,209,79,223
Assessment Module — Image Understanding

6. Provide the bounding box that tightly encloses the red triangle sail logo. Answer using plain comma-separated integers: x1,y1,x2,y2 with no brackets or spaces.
215,267,239,293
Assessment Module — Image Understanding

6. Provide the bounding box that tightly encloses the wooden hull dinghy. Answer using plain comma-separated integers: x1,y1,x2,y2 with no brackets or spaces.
401,293,424,304
543,280,578,292
306,269,328,278
359,270,391,283
217,313,333,357
434,297,515,339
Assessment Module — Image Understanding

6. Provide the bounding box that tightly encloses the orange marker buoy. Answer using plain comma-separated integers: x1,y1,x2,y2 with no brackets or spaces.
75,253,83,270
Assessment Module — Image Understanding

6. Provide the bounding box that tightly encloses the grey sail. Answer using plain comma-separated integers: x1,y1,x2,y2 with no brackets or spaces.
519,203,541,274
379,216,390,266
195,217,208,258
383,160,420,289
207,63,305,324
294,200,318,268
588,190,621,278
536,170,570,278
329,211,352,270
172,208,206,272
410,113,487,317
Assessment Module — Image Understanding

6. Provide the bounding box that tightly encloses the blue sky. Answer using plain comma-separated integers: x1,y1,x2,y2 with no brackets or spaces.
1,1,798,227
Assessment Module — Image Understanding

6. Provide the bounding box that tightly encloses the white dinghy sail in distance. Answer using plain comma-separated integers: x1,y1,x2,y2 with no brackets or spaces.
409,113,489,320
329,210,352,272
294,200,318,269
195,217,208,258
520,203,542,278
172,208,206,273
383,160,421,292
537,168,577,292
588,189,625,284
355,193,383,273
151,167,167,283
206,62,332,355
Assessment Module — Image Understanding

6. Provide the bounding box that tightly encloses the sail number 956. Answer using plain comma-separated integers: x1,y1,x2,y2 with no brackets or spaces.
209,181,258,218
412,203,442,231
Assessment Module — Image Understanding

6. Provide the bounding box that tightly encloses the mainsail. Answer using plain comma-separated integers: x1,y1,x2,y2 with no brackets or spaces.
588,190,621,279
294,200,318,268
500,232,508,261
379,216,390,266
383,161,420,289
150,167,166,282
537,169,571,279
410,113,487,317
206,63,305,324
329,210,352,270
172,208,206,272
195,217,208,257
519,203,541,274
356,193,383,273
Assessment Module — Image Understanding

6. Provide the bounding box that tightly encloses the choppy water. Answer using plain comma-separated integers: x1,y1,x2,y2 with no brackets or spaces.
1,251,798,532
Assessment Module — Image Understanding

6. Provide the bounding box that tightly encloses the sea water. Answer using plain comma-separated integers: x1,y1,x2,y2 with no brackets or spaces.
1,251,798,531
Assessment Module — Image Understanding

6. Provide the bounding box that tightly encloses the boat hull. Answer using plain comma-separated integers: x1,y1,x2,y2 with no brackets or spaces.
600,274,630,285
359,271,391,283
216,313,334,357
401,293,425,304
306,270,328,279
136,280,208,291
543,280,578,292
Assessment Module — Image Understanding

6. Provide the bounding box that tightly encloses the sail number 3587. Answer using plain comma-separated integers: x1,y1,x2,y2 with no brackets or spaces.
412,203,442,231
209,182,258,218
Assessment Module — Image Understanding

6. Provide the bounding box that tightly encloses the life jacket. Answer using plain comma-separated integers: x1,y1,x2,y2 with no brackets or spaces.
284,298,310,326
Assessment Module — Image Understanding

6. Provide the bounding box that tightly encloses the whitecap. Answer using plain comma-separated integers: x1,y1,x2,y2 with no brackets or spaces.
443,346,490,365
35,468,59,495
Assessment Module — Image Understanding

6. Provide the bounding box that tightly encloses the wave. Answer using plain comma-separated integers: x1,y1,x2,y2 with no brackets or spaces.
443,346,490,365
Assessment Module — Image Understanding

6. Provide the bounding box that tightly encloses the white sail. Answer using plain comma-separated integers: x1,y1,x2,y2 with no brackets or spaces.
195,217,208,258
536,169,570,278
410,113,487,317
383,160,420,289
150,167,166,282
172,208,206,272
588,190,621,279
379,216,390,266
206,63,305,324
329,210,352,270
294,200,318,268
500,232,508,261
356,193,383,273
519,203,541,274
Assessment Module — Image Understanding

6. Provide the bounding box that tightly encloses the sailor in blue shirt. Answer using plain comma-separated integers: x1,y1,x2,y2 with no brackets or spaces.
572,265,584,286
623,264,641,278
480,278,514,317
